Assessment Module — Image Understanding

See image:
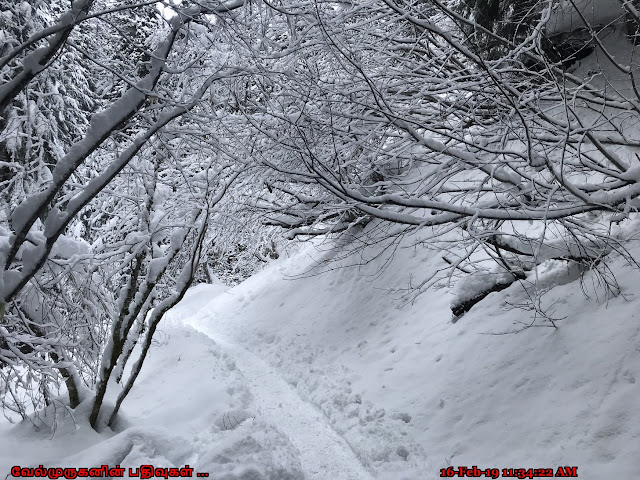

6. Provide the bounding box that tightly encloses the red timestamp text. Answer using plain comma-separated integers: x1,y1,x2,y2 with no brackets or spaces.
440,466,579,478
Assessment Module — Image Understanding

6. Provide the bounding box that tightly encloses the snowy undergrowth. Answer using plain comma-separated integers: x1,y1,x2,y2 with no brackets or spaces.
0,303,305,480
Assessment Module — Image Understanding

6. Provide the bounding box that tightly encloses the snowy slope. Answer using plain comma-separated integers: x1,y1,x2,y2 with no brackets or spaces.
181,227,640,480
1,218,639,479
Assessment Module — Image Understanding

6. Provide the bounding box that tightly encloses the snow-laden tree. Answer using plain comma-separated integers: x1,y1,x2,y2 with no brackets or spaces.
242,0,640,319
0,0,257,427
0,0,108,420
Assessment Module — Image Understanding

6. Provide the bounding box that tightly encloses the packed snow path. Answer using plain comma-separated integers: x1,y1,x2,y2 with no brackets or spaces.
200,333,375,480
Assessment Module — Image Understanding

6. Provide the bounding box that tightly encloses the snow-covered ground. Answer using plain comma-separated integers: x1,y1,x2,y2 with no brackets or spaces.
2,223,639,479
180,231,640,479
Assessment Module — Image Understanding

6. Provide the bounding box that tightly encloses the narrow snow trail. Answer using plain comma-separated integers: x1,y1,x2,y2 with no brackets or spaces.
193,328,375,480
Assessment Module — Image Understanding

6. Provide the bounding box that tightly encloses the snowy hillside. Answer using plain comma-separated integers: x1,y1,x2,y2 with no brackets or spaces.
181,231,640,479
2,218,639,478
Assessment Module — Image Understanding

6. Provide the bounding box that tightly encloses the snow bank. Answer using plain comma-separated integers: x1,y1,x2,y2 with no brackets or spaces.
2,226,638,478
185,228,640,478
0,320,304,480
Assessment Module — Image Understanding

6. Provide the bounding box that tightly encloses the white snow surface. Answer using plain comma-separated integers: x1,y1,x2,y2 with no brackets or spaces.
2,226,640,479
